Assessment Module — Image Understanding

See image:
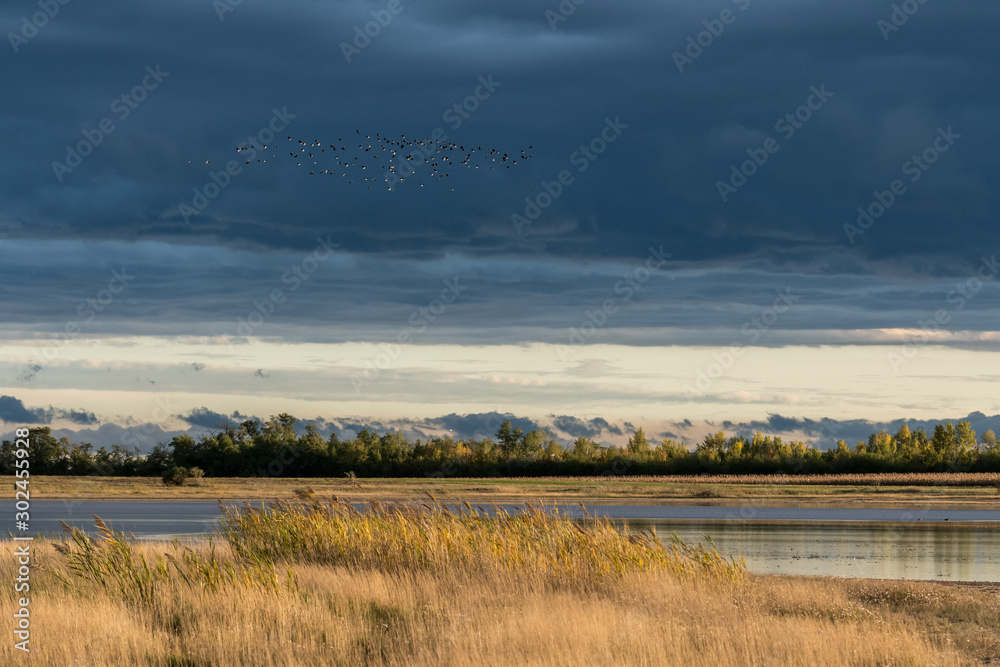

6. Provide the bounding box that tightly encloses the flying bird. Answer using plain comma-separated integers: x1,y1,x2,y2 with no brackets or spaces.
222,131,533,191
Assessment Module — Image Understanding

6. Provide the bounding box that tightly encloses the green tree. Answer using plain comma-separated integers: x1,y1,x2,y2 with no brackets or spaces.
263,413,298,442
140,443,174,475
658,438,688,459
869,431,894,457
29,428,70,474
698,431,727,454
894,423,913,453
726,436,746,458
169,434,199,468
956,421,977,453
68,443,97,475
931,423,958,462
376,430,409,469
544,438,563,459
749,432,772,458
572,436,598,459
626,427,650,455
982,430,997,451
495,420,523,457
519,430,548,458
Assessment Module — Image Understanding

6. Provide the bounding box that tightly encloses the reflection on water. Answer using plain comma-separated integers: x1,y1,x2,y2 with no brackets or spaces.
626,520,1000,582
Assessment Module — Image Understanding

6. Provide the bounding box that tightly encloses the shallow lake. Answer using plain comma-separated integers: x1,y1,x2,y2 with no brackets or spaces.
15,500,1000,582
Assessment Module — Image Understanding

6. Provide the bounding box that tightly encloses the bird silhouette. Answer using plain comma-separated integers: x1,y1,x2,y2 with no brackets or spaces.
222,131,532,190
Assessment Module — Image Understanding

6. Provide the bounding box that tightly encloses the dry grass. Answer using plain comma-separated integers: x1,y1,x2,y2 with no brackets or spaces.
3,496,999,665
218,492,746,585
615,472,1000,487
3,548,997,665
28,473,1000,506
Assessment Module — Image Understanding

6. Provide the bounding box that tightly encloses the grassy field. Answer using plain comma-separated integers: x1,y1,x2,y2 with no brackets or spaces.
29,473,1000,506
3,495,998,666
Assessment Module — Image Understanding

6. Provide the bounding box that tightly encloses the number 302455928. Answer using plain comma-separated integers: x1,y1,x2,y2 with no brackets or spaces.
14,427,30,517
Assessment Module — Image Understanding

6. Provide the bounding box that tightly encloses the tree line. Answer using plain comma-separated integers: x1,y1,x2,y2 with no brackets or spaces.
2,414,998,479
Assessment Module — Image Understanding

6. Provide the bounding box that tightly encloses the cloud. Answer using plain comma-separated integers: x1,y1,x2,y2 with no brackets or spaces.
0,395,98,425
550,415,623,438
61,409,100,425
1,0,997,277
17,364,42,383
0,395,41,423
178,407,247,429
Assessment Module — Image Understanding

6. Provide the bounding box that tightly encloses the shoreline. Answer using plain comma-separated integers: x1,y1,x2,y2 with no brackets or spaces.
28,474,1000,508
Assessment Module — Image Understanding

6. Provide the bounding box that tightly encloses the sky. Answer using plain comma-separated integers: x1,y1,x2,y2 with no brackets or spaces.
2,0,999,451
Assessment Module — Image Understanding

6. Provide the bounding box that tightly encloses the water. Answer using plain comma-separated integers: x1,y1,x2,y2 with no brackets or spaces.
22,500,224,540
14,500,1000,582
626,521,1000,582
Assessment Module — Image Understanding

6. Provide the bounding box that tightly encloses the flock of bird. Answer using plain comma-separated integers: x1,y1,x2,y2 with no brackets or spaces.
228,131,534,190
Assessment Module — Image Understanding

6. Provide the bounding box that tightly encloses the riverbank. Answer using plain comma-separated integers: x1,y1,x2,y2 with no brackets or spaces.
29,474,1000,507
2,498,998,666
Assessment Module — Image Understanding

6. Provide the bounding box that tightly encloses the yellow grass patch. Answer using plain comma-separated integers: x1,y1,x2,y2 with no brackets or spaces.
2,495,997,665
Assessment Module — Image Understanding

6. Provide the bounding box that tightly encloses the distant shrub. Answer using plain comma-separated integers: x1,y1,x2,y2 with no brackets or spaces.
162,466,190,486
188,467,205,485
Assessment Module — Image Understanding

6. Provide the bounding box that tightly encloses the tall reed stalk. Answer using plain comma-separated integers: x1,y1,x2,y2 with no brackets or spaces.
53,516,289,605
218,492,747,586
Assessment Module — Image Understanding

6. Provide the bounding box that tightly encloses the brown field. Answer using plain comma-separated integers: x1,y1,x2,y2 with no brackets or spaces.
2,497,999,666
596,472,1000,486
28,473,1000,506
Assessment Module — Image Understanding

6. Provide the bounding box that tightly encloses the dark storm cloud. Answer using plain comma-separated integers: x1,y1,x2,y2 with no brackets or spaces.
3,238,999,346
0,395,41,423
551,415,623,438
178,407,249,429
62,409,100,425
2,0,998,263
417,412,544,440
320,412,573,442
2,0,999,347
0,395,97,424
